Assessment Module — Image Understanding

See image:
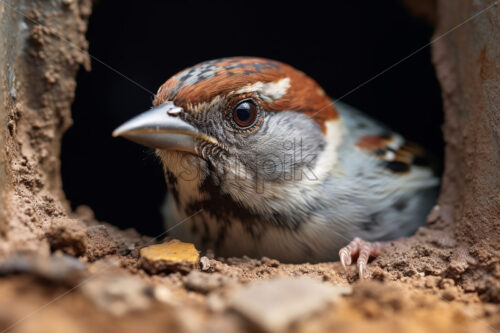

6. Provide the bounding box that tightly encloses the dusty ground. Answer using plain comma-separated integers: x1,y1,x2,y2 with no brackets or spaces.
0,205,499,333
1,1,499,332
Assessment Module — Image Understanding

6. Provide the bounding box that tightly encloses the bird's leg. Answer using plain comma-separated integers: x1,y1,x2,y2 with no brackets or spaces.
339,237,396,279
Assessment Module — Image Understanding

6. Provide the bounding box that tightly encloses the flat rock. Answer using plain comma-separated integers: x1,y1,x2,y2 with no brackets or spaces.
82,273,153,316
139,240,199,274
185,271,230,294
0,253,86,284
229,277,351,333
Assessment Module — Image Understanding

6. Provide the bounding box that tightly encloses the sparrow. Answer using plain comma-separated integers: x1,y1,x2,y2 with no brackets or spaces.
113,57,439,278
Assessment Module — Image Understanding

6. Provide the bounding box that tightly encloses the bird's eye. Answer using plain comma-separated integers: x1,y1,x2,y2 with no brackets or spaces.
232,101,258,129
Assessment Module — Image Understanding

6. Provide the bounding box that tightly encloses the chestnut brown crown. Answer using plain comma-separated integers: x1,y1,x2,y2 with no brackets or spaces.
154,57,338,133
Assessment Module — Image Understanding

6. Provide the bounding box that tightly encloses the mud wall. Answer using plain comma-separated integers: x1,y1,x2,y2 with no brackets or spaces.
0,0,92,256
431,0,500,250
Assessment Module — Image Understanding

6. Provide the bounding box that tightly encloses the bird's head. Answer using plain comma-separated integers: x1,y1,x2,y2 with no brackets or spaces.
114,57,342,201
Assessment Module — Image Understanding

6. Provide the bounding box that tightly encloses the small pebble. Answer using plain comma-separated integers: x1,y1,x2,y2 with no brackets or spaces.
185,271,228,294
442,290,456,302
199,256,211,271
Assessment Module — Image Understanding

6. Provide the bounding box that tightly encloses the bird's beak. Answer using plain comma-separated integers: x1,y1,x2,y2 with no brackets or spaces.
112,101,213,154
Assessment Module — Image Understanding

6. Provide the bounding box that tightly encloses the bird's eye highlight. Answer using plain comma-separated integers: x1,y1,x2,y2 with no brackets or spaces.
232,101,258,129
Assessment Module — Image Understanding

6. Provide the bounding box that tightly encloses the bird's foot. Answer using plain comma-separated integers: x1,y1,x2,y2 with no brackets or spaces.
339,237,395,279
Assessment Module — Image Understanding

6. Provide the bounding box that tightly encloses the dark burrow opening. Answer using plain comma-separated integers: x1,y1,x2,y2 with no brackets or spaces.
61,0,443,237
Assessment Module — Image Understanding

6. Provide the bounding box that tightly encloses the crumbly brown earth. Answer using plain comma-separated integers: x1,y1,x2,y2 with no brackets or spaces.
0,210,498,333
0,0,498,332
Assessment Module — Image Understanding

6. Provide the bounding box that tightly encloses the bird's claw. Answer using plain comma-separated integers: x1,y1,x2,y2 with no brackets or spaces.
338,237,392,279
339,249,351,269
358,261,365,279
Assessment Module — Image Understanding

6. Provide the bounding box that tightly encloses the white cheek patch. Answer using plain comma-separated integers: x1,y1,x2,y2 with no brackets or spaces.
236,77,291,102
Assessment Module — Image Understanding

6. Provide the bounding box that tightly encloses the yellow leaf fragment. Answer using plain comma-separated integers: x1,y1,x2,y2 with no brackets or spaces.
139,240,199,274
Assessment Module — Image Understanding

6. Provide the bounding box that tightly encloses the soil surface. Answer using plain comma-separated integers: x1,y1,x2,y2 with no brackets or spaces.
0,206,499,333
